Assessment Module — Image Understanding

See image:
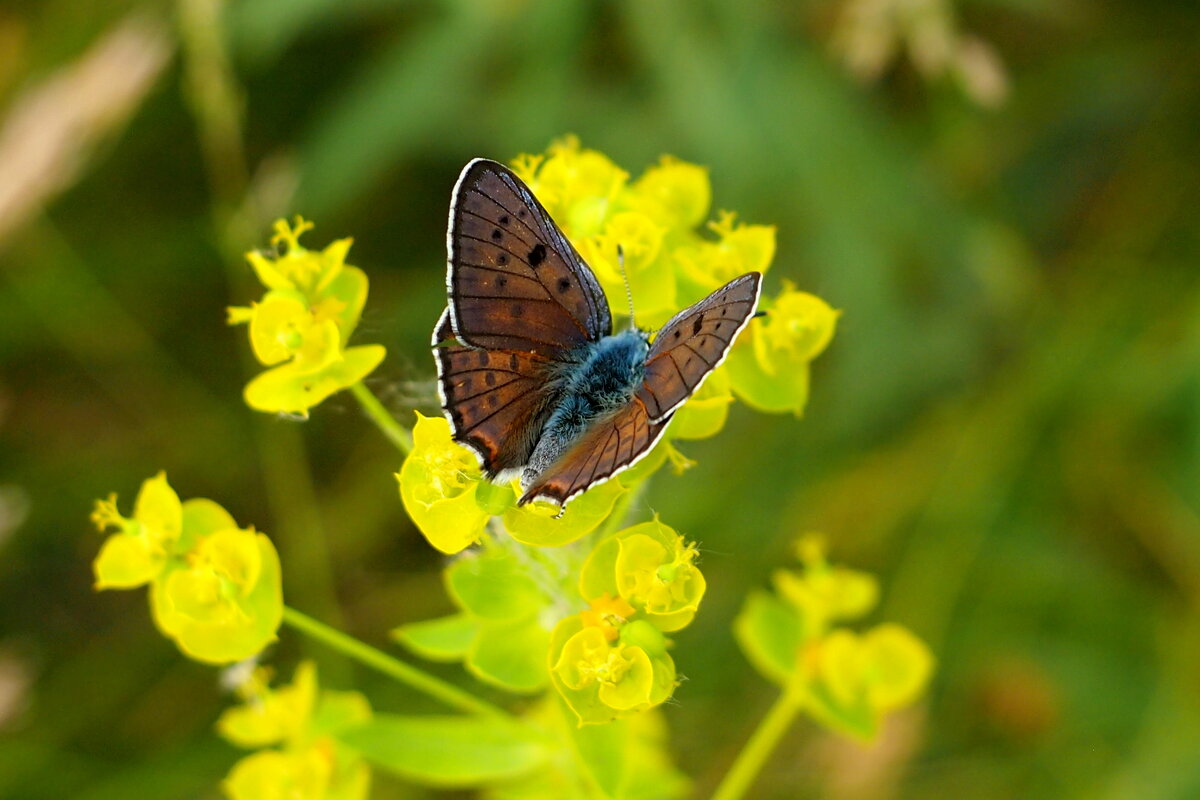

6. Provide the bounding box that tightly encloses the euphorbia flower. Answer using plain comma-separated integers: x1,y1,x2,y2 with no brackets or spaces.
581,519,707,632
152,525,283,664
91,471,182,589
229,216,385,417
397,412,490,554
726,282,838,415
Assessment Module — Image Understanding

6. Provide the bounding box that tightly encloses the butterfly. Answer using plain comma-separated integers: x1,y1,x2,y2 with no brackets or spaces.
433,158,762,510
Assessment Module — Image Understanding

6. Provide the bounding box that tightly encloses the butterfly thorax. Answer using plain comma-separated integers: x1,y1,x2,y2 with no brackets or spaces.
521,329,650,489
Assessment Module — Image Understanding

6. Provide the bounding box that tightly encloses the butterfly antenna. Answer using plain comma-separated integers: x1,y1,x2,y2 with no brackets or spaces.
617,244,636,329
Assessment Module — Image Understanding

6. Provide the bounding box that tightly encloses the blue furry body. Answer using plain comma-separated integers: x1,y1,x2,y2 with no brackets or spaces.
521,329,650,487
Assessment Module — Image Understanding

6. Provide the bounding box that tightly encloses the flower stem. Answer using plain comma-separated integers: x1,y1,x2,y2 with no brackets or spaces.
350,382,413,454
710,691,802,800
281,606,509,719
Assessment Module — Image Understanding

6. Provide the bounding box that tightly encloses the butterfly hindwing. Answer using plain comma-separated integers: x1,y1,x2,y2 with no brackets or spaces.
448,159,612,360
518,399,672,506
433,308,557,476
636,273,762,421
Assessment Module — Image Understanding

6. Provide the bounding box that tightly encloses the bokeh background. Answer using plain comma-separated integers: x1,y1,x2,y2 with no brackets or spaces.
3,0,1200,797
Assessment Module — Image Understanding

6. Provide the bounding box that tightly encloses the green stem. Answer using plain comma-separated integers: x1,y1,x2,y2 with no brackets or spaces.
350,381,413,454
281,606,510,719
710,690,802,800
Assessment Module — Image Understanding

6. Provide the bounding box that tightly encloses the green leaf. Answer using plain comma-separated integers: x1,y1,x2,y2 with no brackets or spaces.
391,613,478,662
312,690,373,736
804,682,878,741
446,549,544,621
565,706,627,798
467,618,550,693
732,590,803,686
338,714,548,787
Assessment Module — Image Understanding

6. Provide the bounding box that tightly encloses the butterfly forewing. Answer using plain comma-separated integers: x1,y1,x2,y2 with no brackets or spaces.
518,400,672,506
433,309,557,476
448,160,612,359
636,273,762,421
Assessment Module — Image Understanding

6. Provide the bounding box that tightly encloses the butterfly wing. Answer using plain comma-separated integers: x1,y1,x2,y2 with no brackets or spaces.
635,273,762,421
517,399,672,507
433,308,558,477
516,273,762,508
447,159,612,359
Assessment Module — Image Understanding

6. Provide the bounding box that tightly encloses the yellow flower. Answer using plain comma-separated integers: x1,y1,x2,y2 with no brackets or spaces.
667,368,734,441
675,211,776,295
549,610,678,725
152,526,283,664
733,536,935,740
580,519,706,632
231,217,385,417
630,156,711,230
726,283,839,415
219,662,318,748
754,287,838,370
219,661,372,800
556,626,656,712
773,564,878,635
815,625,935,714
223,748,334,800
245,217,350,298
580,593,637,643
91,472,182,589
91,474,284,665
518,136,629,237
397,412,490,554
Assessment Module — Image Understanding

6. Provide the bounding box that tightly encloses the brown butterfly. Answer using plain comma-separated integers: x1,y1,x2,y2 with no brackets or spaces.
434,159,762,509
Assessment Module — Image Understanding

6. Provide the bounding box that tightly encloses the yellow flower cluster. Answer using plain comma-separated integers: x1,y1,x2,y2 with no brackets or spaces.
219,661,371,800
91,472,282,664
228,217,385,417
734,534,934,740
513,137,837,419
550,520,706,725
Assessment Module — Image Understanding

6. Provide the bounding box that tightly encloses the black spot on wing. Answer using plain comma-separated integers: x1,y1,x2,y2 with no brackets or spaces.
528,243,547,267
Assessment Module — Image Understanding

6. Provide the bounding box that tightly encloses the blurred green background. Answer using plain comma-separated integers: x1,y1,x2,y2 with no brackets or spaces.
3,0,1199,797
